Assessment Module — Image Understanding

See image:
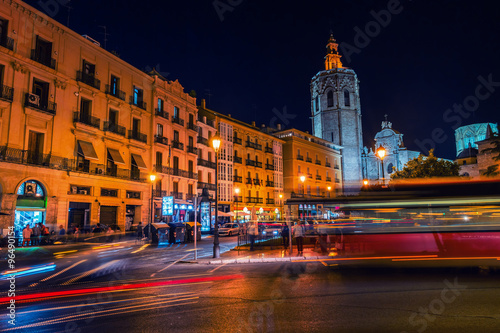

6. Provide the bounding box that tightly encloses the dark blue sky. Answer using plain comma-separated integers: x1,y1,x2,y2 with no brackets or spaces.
26,0,500,159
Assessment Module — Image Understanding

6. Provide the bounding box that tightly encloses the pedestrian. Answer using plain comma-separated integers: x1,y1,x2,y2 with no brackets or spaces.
22,225,32,246
58,224,66,242
281,224,289,248
74,226,80,242
31,222,40,246
106,226,114,242
248,222,258,251
293,220,305,255
137,222,144,243
92,223,103,234
40,224,50,245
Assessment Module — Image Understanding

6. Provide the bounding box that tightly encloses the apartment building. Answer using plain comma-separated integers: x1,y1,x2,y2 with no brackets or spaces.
274,128,342,219
0,0,196,235
198,102,285,221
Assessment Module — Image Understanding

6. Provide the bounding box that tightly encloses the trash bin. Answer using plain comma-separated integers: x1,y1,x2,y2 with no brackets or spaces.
152,223,169,244
168,222,186,243
184,222,202,242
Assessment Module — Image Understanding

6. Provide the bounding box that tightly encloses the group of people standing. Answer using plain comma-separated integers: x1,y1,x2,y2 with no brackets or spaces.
21,223,51,246
246,220,307,255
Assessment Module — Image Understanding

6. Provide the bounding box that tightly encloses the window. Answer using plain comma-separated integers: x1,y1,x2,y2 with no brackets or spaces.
327,90,333,107
173,182,179,193
189,113,194,125
315,96,319,111
188,184,193,195
189,136,194,147
110,75,119,95
208,152,212,162
156,152,163,167
82,60,95,76
157,124,163,137
33,36,53,68
208,173,212,184
133,86,143,105
298,165,301,173
173,156,179,170
198,171,203,182
32,78,49,106
157,98,164,111
344,90,350,107
173,130,179,142
80,98,92,120
109,109,118,126
188,160,194,173
174,106,179,118
0,17,9,47
27,131,44,165
132,118,140,134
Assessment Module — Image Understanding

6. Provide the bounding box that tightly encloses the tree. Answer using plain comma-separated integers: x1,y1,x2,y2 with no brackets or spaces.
481,137,500,177
390,149,459,180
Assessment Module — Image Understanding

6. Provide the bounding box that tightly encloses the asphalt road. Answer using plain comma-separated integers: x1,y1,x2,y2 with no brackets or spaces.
2,236,500,333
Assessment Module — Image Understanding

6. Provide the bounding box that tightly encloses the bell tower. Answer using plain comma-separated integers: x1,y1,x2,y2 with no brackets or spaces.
311,34,363,191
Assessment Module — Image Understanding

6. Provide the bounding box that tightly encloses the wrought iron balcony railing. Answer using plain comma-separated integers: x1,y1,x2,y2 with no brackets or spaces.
296,154,303,161
105,85,126,100
187,146,198,154
103,122,126,136
171,140,184,150
154,135,169,145
171,116,184,126
234,156,242,164
0,85,14,101
306,157,312,163
30,49,56,69
24,93,56,115
265,180,274,187
0,36,14,50
73,112,100,129
128,130,147,143
265,146,273,154
77,71,101,89
233,137,242,145
233,175,243,183
197,136,209,146
129,96,147,110
197,158,216,169
187,122,198,131
266,198,275,205
197,182,216,191
265,163,274,170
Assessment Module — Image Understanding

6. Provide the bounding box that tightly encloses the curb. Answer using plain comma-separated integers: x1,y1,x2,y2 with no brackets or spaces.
201,255,331,265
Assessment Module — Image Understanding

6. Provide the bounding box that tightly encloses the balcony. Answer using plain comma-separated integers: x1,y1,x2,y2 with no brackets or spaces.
233,137,242,145
171,140,184,150
197,136,209,146
315,160,321,165
154,135,169,146
30,49,56,69
296,154,304,161
76,71,101,90
265,163,274,170
105,85,126,100
73,112,100,130
255,161,262,168
0,85,14,101
198,158,216,169
187,122,198,131
245,197,263,204
234,196,243,203
335,178,340,183
291,192,305,198
316,175,322,181
171,192,183,200
265,180,274,187
233,175,242,183
246,159,256,167
0,36,14,50
186,193,196,201
24,93,56,115
152,189,168,198
154,165,197,179
334,165,340,170
234,156,242,164
253,178,261,186
307,173,313,179
306,157,312,163
245,141,262,150
326,176,332,182
172,116,184,126
155,108,169,120
325,162,331,167
128,130,147,143
245,177,252,185
197,182,216,191
266,198,275,205
129,97,147,110
103,122,126,137
187,146,198,154
265,146,273,154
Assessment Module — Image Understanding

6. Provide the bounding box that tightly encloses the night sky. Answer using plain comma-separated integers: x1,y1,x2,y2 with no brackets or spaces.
26,0,500,159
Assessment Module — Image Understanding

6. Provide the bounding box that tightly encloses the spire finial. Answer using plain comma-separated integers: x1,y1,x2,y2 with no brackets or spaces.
324,33,343,70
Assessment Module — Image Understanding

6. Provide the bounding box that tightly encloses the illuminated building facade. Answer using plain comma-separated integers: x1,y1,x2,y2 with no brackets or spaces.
0,0,197,234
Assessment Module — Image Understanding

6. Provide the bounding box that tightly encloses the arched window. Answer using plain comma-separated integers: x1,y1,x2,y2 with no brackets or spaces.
344,90,350,107
315,96,319,111
387,163,394,174
327,90,334,107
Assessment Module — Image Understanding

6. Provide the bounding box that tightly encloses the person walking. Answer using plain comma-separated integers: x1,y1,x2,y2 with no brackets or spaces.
293,220,305,255
22,225,32,247
31,223,40,246
281,224,289,249
58,225,66,242
136,222,144,243
73,226,80,242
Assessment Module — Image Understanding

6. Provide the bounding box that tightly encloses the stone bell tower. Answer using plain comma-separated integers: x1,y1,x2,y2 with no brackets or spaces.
311,34,363,191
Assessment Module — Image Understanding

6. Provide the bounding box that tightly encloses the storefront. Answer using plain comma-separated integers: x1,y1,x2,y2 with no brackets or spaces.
14,180,46,237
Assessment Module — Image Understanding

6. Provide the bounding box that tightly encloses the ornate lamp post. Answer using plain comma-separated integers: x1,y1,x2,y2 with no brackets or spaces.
234,188,240,223
327,186,332,198
376,146,386,185
299,175,306,221
211,134,221,258
149,173,156,242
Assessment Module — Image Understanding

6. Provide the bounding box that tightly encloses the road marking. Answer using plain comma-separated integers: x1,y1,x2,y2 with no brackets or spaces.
209,261,229,272
131,243,149,253
61,260,117,285
40,260,87,283
151,253,192,277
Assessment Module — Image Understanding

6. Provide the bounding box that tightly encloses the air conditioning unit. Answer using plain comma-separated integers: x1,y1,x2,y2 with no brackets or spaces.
71,186,77,194
95,167,104,174
28,93,40,106
79,190,88,195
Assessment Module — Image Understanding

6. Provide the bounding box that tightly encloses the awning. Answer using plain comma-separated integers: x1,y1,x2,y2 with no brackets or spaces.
131,154,147,170
78,140,98,161
107,148,125,165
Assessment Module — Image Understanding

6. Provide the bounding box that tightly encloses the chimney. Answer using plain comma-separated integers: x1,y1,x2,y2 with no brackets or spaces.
277,124,282,130
251,121,256,127
201,99,206,108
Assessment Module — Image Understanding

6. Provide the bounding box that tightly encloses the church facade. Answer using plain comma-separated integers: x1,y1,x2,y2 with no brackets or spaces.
310,34,363,190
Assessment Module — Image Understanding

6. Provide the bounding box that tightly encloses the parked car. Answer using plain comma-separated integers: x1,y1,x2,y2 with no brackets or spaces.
260,223,283,238
218,223,240,236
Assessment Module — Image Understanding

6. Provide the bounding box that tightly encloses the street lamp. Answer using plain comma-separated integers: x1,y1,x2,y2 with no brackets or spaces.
299,175,306,221
149,173,156,242
234,188,240,223
376,146,386,185
279,193,283,221
211,134,221,258
327,186,332,198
